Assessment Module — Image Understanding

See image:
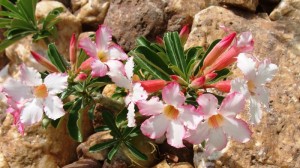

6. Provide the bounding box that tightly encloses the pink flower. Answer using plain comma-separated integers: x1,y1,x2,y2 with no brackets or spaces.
186,92,252,154
6,99,25,134
137,82,202,148
107,57,148,127
3,64,68,126
231,53,278,124
79,25,127,77
204,32,254,74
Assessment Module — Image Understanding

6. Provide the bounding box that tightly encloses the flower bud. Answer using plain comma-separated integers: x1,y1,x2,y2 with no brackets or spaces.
156,36,164,45
179,25,190,44
170,75,188,86
206,80,231,93
205,72,218,81
140,79,167,93
69,33,77,66
189,76,206,89
202,32,236,71
30,51,59,72
74,72,88,82
78,57,93,71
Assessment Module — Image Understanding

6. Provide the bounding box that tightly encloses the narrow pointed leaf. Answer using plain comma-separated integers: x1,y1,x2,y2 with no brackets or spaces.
89,139,118,152
67,98,83,142
107,142,121,160
47,43,68,72
124,141,148,161
102,110,122,137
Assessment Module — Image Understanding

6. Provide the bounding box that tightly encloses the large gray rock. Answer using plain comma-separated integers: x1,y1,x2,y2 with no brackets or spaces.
269,0,300,21
219,0,259,12
186,6,300,167
103,0,167,51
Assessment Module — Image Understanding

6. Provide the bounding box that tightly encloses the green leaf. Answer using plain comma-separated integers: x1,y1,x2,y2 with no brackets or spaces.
107,142,121,160
0,0,19,15
51,118,61,128
94,125,110,132
207,68,232,84
135,46,172,74
124,141,148,161
89,140,118,152
11,19,36,30
136,36,151,47
16,0,37,24
76,49,88,69
102,110,122,137
88,103,95,120
0,34,28,52
67,98,83,142
42,7,63,30
47,43,68,72
169,65,185,77
132,52,170,80
164,32,187,78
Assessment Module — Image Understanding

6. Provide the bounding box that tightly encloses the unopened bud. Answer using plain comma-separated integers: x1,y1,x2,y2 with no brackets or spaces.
206,80,231,93
31,51,59,72
69,33,77,66
74,72,88,82
179,25,190,44
189,76,206,89
156,36,164,45
205,72,218,81
140,79,167,93
170,75,188,86
78,57,93,71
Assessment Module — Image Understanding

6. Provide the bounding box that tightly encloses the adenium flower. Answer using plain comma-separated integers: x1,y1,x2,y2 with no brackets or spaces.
6,99,24,134
137,82,202,148
186,92,252,154
79,25,127,77
204,32,254,74
3,64,68,126
231,53,278,124
107,57,148,127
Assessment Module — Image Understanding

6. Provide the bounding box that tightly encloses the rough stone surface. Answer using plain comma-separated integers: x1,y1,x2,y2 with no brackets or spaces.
42,0,71,8
76,131,112,161
104,0,167,51
186,6,300,167
0,114,78,168
63,158,101,168
74,0,110,29
219,0,259,11
269,0,300,21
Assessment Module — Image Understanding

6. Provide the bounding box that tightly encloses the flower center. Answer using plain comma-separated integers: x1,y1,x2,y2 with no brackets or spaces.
208,114,224,128
247,80,256,95
34,84,48,98
97,51,108,62
163,105,179,120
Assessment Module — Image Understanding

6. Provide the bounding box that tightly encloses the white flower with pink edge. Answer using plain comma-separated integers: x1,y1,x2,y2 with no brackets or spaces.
3,64,68,126
186,92,252,154
79,25,127,77
231,53,278,124
137,82,202,148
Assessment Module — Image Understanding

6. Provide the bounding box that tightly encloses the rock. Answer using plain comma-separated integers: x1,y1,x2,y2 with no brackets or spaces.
0,114,78,167
71,0,88,12
219,0,259,12
63,158,101,168
102,159,128,168
171,162,194,168
153,160,170,168
269,0,300,21
166,0,206,18
74,0,110,29
76,131,113,161
42,0,71,8
186,6,300,167
158,141,194,164
258,0,281,14
103,0,167,51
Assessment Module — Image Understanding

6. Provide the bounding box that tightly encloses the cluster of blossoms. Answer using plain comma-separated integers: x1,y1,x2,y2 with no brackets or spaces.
0,25,277,156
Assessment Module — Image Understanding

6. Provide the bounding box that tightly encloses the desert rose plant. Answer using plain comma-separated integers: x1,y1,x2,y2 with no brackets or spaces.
0,1,278,163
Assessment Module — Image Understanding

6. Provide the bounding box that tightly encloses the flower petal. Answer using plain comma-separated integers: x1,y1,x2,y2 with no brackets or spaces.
179,105,203,130
91,59,108,77
127,102,136,127
185,122,210,144
44,73,68,95
196,94,218,117
166,120,185,148
223,117,252,143
131,83,148,103
141,114,169,139
20,98,43,125
237,53,256,81
207,127,227,151
162,82,185,107
125,57,134,79
20,64,42,86
249,97,262,124
137,97,164,116
254,59,278,85
3,78,32,102
106,60,131,89
79,37,97,58
95,25,112,51
219,92,245,117
44,96,65,120
230,78,249,96
107,44,128,60
254,86,269,109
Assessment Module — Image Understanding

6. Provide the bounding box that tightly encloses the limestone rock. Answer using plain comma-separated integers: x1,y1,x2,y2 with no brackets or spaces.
219,0,259,12
103,0,167,51
63,158,101,168
0,114,78,167
74,0,110,28
269,0,300,21
42,0,71,8
76,131,113,160
71,0,88,12
186,6,300,167
166,0,206,18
